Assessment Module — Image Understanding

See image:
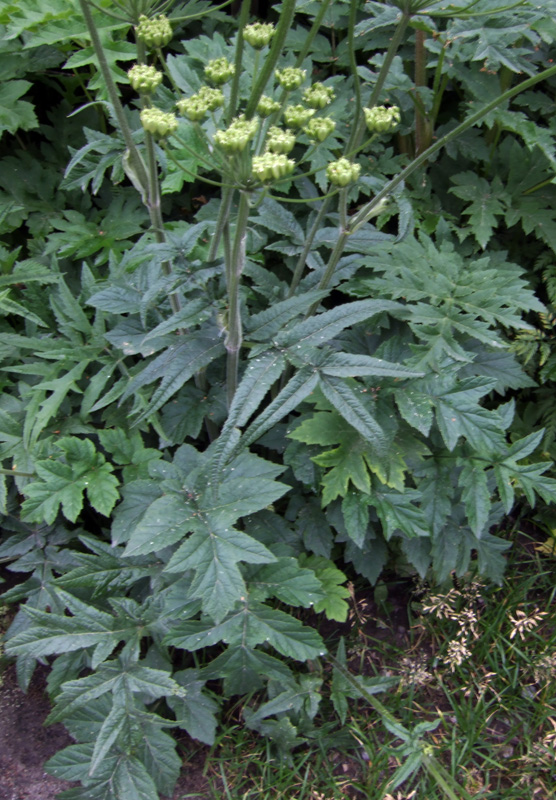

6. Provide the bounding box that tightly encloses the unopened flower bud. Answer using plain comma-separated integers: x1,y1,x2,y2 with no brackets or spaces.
204,57,235,85
135,14,172,48
326,157,360,187
275,67,306,91
257,95,281,117
176,86,224,120
140,107,178,137
176,96,208,121
198,85,224,110
266,126,296,154
303,82,335,109
214,115,258,153
252,152,295,182
364,105,401,134
303,116,335,142
243,22,275,49
127,64,163,94
283,104,315,128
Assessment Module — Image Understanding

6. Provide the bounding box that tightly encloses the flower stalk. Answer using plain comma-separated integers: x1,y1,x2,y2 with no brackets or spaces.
225,190,251,407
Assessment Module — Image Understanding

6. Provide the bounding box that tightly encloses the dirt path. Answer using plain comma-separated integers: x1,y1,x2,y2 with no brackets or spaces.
0,665,74,800
0,664,213,800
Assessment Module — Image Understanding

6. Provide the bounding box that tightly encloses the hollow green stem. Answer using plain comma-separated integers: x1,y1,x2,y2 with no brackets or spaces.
288,196,332,297
267,189,339,204
346,0,362,149
163,145,233,189
156,46,180,92
171,0,234,23
78,0,149,195
244,0,297,118
0,468,35,478
209,186,235,261
227,0,250,123
225,190,251,407
349,61,556,233
170,131,223,172
293,0,333,68
347,10,411,153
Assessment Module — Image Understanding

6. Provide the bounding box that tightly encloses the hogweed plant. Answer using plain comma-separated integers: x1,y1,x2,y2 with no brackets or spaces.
2,0,556,797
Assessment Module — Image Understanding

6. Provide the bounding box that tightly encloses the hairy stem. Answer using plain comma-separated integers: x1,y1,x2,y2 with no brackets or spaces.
244,0,297,118
287,196,332,297
227,0,251,122
349,61,556,233
209,187,235,261
79,0,180,314
347,10,410,153
78,0,148,191
414,29,430,156
225,190,251,407
310,61,556,311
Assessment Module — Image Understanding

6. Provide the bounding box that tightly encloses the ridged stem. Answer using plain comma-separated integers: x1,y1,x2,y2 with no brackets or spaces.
244,0,297,118
225,190,251,407
287,196,331,297
347,11,410,154
349,61,556,234
227,0,251,122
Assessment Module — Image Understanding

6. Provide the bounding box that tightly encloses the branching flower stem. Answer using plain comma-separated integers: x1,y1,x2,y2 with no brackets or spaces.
244,0,298,119
78,0,181,313
347,10,411,154
308,60,556,316
288,196,332,297
227,0,251,123
349,61,556,234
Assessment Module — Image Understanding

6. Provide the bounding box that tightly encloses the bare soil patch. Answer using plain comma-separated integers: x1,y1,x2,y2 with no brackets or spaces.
0,664,213,800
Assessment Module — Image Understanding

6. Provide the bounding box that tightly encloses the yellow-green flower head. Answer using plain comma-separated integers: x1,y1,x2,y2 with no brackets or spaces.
135,14,172,48
198,85,225,110
275,67,306,91
257,95,281,118
364,105,401,134
243,21,275,49
252,152,295,182
326,157,360,187
204,57,235,85
140,107,178,137
283,104,315,128
266,126,296,154
303,82,335,109
177,86,225,120
176,96,208,121
214,115,258,153
127,64,163,94
303,116,336,143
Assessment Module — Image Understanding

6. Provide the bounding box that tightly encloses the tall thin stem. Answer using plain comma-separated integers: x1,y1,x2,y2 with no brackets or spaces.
78,0,148,193
347,11,411,154
227,0,251,122
225,190,251,407
79,0,180,314
293,0,333,68
287,196,331,297
311,60,556,310
209,187,235,261
349,61,556,234
414,29,430,156
244,0,297,119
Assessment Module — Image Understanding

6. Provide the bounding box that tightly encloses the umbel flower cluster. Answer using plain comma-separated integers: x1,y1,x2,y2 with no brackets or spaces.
131,17,400,188
135,14,172,48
